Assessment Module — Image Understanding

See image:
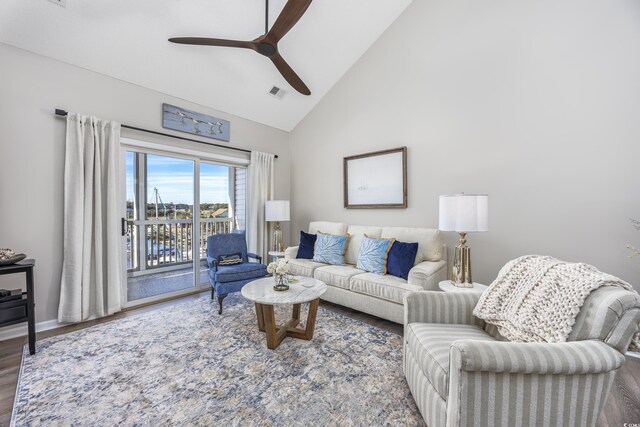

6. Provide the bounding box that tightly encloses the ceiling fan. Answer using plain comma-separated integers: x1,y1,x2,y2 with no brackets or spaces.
169,0,313,96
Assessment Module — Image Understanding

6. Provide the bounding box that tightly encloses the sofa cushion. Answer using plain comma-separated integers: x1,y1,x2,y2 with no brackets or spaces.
313,233,349,265
381,227,444,263
387,240,419,280
344,225,383,265
356,235,395,275
349,273,422,304
406,323,495,400
296,231,317,259
213,262,268,283
288,259,327,277
309,221,347,236
314,265,365,290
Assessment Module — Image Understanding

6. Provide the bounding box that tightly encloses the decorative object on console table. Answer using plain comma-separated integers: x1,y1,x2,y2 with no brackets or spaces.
0,259,36,355
265,200,290,253
162,103,230,142
439,193,488,287
0,248,27,266
344,147,407,209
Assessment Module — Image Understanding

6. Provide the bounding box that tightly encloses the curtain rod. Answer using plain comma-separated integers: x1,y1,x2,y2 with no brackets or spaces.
54,109,278,159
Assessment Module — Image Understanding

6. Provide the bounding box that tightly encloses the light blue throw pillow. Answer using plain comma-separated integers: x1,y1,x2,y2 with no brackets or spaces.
313,233,349,265
356,235,395,275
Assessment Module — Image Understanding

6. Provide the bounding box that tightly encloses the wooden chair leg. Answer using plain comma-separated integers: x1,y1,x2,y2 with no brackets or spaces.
217,294,227,314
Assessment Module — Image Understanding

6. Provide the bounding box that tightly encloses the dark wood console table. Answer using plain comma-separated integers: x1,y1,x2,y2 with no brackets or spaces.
0,259,36,355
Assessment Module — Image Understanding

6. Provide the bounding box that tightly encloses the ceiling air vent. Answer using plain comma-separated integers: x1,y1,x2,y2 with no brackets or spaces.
268,86,287,100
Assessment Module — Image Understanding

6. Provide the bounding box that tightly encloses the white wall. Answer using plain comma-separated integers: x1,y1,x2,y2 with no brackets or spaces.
0,43,291,323
290,0,640,290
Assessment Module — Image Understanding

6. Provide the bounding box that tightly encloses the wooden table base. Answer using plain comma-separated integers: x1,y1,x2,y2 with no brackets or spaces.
254,299,320,350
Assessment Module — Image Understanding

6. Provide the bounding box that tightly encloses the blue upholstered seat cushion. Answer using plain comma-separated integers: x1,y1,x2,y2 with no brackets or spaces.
386,240,419,280
356,235,395,275
297,231,317,259
313,233,350,265
213,262,268,283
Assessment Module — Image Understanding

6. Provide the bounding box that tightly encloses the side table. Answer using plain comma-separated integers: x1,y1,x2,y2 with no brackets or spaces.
268,251,286,262
0,259,36,354
438,280,487,294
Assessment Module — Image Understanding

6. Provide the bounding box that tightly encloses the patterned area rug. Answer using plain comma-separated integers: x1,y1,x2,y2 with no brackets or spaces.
12,294,424,426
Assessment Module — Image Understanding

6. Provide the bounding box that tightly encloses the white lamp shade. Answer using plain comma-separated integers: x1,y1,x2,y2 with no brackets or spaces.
439,194,488,233
265,200,290,222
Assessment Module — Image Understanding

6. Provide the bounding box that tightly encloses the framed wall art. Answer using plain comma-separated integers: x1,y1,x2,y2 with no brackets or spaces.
162,103,231,142
343,146,407,209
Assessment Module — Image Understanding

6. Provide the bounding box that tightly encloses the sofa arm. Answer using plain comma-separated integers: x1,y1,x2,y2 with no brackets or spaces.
404,291,483,327
407,260,447,290
450,339,625,375
247,252,262,263
284,246,299,260
207,256,218,270
446,340,624,426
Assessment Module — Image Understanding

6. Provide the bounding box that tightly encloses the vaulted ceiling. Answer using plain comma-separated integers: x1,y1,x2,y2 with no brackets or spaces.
0,0,412,131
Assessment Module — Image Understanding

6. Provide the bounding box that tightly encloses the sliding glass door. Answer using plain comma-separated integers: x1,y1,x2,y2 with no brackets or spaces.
124,146,245,305
198,162,233,285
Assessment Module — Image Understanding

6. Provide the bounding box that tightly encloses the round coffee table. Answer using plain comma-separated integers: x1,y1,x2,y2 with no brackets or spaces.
241,276,327,350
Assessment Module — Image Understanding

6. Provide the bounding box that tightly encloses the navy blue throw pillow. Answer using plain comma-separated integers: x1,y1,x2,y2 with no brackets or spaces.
386,241,419,280
297,231,317,259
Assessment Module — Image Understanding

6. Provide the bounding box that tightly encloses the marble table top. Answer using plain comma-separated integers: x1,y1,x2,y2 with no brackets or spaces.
241,276,327,305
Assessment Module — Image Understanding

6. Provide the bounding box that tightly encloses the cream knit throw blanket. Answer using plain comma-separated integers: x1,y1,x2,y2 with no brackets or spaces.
474,255,640,351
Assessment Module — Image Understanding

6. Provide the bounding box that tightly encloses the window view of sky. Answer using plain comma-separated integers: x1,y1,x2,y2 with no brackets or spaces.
126,153,230,205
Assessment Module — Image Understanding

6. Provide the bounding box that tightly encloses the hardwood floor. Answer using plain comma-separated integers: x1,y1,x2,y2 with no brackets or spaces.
0,292,638,426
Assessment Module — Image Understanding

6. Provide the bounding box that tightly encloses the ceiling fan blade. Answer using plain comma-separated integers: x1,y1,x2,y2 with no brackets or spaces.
270,53,311,95
168,37,255,49
265,0,313,44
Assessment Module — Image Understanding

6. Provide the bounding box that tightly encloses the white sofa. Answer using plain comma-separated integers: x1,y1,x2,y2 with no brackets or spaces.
284,221,447,323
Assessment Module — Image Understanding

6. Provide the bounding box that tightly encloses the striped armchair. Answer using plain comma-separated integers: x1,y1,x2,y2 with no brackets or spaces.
403,288,640,427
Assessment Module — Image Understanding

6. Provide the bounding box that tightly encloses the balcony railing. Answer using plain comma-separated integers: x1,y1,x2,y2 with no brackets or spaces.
126,218,233,273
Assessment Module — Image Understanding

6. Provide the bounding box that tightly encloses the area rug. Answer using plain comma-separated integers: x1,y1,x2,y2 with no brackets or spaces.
12,294,424,426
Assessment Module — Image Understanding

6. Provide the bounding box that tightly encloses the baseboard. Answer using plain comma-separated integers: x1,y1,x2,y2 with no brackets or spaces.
0,318,63,342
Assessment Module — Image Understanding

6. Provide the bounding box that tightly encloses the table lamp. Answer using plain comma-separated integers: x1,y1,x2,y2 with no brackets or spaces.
439,194,488,287
265,200,290,253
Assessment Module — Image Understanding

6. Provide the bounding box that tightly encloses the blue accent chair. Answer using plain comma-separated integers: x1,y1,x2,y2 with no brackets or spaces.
207,233,268,314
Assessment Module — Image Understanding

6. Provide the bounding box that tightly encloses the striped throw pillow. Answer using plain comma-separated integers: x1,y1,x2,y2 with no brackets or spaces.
218,253,243,266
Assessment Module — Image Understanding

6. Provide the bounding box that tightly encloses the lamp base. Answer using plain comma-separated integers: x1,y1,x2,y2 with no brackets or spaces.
451,233,473,287
273,222,284,253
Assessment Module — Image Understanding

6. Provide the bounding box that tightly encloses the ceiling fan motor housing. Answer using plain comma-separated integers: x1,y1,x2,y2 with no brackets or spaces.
257,42,277,57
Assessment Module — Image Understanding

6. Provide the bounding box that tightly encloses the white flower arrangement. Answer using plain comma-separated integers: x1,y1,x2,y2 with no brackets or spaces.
267,259,290,276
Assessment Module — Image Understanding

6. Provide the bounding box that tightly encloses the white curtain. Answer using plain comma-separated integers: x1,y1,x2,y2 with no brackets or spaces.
58,114,124,323
247,151,274,262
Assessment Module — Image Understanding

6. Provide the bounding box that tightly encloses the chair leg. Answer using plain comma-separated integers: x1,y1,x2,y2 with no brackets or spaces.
211,287,215,300
218,294,227,315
